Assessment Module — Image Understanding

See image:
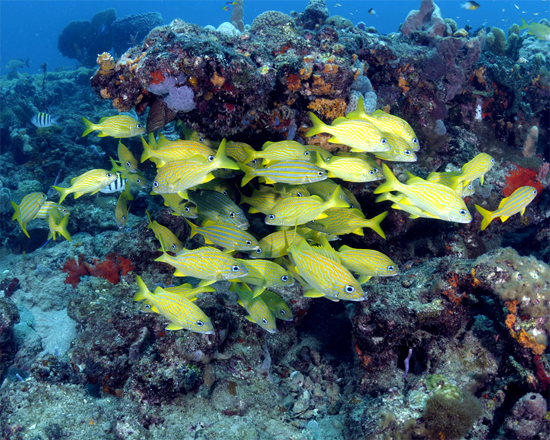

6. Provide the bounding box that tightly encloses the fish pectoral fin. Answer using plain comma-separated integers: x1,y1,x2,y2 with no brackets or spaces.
351,228,364,236
198,279,215,287
263,177,277,184
315,213,328,220
357,275,372,285
252,286,266,298
173,269,187,277
409,214,420,219
520,208,526,216
248,207,260,214
303,289,325,298
500,215,510,223
245,315,256,323
165,323,184,330
97,132,108,137
177,191,188,199
202,173,215,183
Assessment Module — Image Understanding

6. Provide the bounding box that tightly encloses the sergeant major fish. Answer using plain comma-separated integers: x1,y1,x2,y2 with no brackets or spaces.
31,112,60,128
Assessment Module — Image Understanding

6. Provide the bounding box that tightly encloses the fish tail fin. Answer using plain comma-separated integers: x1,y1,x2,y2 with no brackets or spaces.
185,219,198,238
314,151,327,169
475,204,494,231
52,186,69,204
215,139,239,171
140,135,152,163
305,112,328,137
243,148,257,165
145,209,153,229
58,214,72,241
134,276,150,301
239,163,255,187
367,211,388,239
327,185,351,210
519,18,528,30
10,201,20,221
25,58,30,68
373,164,400,194
81,117,95,137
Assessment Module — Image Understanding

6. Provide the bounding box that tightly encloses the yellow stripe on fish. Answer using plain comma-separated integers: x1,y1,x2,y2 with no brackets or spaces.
226,141,254,163
251,229,309,259
53,169,117,204
162,283,216,300
234,259,295,296
306,112,390,153
188,189,249,230
186,219,259,251
146,210,183,252
265,185,349,226
449,153,495,188
274,183,310,198
314,152,383,182
10,192,47,238
337,245,398,284
374,164,472,223
245,140,311,164
239,186,282,215
81,115,145,138
47,206,71,241
115,192,130,229
35,201,69,219
259,290,293,321
475,186,537,231
140,135,215,167
134,276,214,333
306,179,358,209
155,246,248,283
230,283,277,333
425,171,475,198
374,192,440,219
306,208,388,238
239,160,327,187
287,238,365,302
152,139,239,198
117,141,139,173
372,132,417,162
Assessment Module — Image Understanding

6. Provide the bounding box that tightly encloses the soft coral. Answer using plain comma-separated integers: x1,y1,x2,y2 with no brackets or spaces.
504,166,544,199
62,253,134,287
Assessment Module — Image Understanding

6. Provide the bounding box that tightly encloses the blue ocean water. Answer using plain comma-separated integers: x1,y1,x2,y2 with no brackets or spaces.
1,0,547,75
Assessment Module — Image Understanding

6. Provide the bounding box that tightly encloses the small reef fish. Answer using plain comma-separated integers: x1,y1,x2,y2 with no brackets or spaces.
239,186,281,215
35,201,69,219
306,179,357,209
117,141,138,173
374,164,472,223
374,192,440,220
157,193,197,217
140,135,215,167
372,132,417,162
306,208,387,238
475,186,537,231
274,183,310,198
4,58,29,70
287,238,366,302
81,115,145,138
146,210,183,252
265,185,350,226
307,113,390,153
314,152,383,182
31,113,59,128
230,283,277,333
425,171,475,198
519,18,550,41
155,246,248,284
188,189,249,229
234,259,295,296
11,192,47,238
99,172,126,194
186,219,260,251
449,153,495,188
53,169,117,204
47,207,71,241
162,283,216,299
134,276,214,333
245,140,311,164
251,229,308,259
368,8,376,15
260,290,293,321
337,245,398,284
461,1,480,11
239,160,327,187
226,141,256,163
152,139,239,198
115,192,130,229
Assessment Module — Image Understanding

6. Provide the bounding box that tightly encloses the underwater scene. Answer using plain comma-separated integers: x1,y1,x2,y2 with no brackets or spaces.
0,0,549,439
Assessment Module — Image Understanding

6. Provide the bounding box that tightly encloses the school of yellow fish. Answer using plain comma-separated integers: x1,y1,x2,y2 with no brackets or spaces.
11,105,534,335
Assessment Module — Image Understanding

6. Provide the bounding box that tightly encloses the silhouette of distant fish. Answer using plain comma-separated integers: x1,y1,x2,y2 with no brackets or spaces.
4,58,29,70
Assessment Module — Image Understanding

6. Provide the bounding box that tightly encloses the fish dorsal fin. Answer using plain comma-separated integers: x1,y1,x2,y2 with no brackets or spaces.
261,141,274,150
349,208,366,219
344,95,368,120
99,117,108,123
497,196,509,209
310,245,340,263
332,116,349,125
156,134,171,148
202,219,215,227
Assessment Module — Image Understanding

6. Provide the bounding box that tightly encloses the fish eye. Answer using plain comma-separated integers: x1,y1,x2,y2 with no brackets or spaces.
126,161,131,167
223,190,228,195
232,265,241,272
196,320,204,327
144,304,151,309
107,173,112,177
122,216,126,220
230,212,235,218
373,168,379,173
256,248,262,254
404,150,411,155
137,124,142,128
199,136,204,142
281,275,288,282
172,244,177,250
137,178,142,183
246,240,252,245
268,214,275,220
349,203,355,208
304,151,310,156
262,318,268,324
491,158,495,163
252,159,257,164
317,171,324,176
185,207,190,212
459,209,467,216
381,138,388,144
280,309,286,315
153,181,159,187
369,170,374,175
345,285,355,293
387,265,394,271
532,189,537,195
208,155,215,162
297,192,303,197
412,138,418,144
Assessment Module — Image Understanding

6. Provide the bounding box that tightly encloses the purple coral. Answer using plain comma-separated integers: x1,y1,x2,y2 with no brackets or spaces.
146,74,196,112
505,393,547,440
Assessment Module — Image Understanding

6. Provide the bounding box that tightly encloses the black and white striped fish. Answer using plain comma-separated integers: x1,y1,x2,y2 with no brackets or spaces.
31,112,59,128
99,173,126,193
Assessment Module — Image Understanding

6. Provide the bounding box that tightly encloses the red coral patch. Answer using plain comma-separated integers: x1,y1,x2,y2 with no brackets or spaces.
62,253,134,287
503,166,544,198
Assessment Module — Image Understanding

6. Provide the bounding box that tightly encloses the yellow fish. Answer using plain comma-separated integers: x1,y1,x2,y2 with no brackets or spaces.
373,132,417,162
115,192,130,229
251,229,309,259
146,210,183,252
374,192,440,219
230,283,277,333
11,192,47,238
374,164,472,223
337,245,398,284
117,141,139,173
475,186,537,231
53,169,117,204
260,290,293,321
314,152,383,182
425,171,475,198
239,160,327,187
519,18,550,41
265,185,350,226
134,276,214,333
81,115,145,138
306,179,359,209
186,219,260,251
140,135,215,167
234,259,295,296
35,201,69,219
239,186,282,215
47,206,71,241
245,140,312,164
306,113,390,153
306,208,388,238
449,153,495,188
